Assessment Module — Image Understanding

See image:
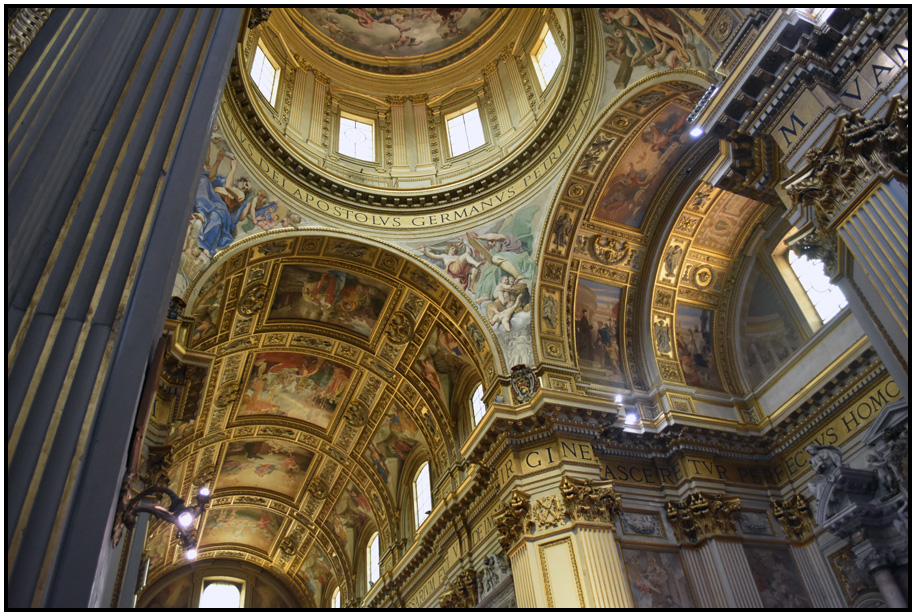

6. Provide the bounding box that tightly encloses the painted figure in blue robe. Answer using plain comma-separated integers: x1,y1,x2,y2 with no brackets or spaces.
194,150,251,256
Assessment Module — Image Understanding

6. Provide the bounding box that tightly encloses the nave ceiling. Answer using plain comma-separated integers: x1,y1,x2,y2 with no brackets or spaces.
138,7,795,607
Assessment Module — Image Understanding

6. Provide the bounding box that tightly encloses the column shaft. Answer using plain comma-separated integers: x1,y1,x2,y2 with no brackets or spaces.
6,7,242,608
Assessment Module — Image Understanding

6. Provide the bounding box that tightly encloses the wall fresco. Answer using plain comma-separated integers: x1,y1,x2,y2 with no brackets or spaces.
674,304,723,391
413,203,542,366
238,352,353,429
174,125,307,297
269,264,391,337
330,482,376,562
622,548,694,608
593,103,691,228
739,271,804,388
599,8,715,88
743,545,811,608
364,401,426,497
412,326,472,411
143,575,192,609
574,278,627,388
297,546,338,609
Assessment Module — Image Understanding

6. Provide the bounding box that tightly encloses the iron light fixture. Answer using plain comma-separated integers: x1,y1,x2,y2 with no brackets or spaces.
113,484,211,556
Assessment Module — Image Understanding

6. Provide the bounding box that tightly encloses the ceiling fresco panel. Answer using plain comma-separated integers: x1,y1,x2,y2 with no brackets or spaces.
574,277,628,388
215,439,315,499
237,351,354,429
199,506,283,554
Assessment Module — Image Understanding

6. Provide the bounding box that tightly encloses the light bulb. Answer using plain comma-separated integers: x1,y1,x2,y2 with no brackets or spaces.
689,126,704,138
177,511,193,528
199,486,211,498
625,412,639,425
186,548,198,561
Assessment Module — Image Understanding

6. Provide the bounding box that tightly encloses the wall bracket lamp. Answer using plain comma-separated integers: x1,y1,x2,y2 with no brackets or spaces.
112,483,210,555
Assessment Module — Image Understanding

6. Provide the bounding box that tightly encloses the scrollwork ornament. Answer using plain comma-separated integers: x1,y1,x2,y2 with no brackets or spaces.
771,494,813,542
589,235,629,266
344,401,368,427
385,310,414,344
8,8,53,76
215,384,240,408
307,479,328,500
666,492,740,543
237,283,268,317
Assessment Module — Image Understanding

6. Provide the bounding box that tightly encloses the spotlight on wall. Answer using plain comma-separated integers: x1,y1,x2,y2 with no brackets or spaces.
625,412,640,425
113,484,211,552
689,126,704,138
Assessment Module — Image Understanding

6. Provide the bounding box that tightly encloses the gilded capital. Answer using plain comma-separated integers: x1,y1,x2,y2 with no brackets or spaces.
771,493,813,542
494,490,531,553
408,93,428,105
482,60,499,77
386,94,407,105
559,476,622,527
666,492,741,543
439,568,478,609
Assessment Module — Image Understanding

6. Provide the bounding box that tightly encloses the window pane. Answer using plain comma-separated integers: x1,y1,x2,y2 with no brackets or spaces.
250,46,277,105
536,30,561,86
447,108,486,156
200,581,242,609
339,116,375,161
471,384,486,426
414,463,431,529
788,251,848,322
367,534,380,587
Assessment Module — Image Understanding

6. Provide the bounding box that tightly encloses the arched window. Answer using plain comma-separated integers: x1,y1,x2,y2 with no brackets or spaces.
446,106,486,157
366,533,380,589
532,25,561,88
200,579,243,609
330,587,341,609
787,250,847,323
470,384,486,427
249,44,279,106
413,462,432,530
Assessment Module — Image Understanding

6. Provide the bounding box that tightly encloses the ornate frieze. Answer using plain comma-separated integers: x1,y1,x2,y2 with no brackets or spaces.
665,492,740,543
771,494,813,542
494,490,532,553
559,477,622,527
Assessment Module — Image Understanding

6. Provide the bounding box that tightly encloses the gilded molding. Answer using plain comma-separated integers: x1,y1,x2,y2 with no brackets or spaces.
7,8,53,76
771,493,813,542
665,492,741,543
494,490,532,553
559,476,622,528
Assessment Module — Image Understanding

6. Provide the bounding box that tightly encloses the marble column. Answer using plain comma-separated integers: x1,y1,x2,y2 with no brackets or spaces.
785,99,909,402
7,7,242,608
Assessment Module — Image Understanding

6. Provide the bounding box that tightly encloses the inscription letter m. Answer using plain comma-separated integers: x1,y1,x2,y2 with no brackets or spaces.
778,112,808,147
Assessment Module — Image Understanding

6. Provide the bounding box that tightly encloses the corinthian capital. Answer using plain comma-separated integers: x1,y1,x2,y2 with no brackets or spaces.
559,476,622,527
494,490,531,553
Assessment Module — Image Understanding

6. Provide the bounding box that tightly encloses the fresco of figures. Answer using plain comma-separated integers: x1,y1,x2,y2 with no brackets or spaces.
414,204,542,367
675,305,723,391
740,272,804,388
297,546,338,609
364,402,426,497
622,548,694,608
743,545,811,608
215,439,315,499
296,8,496,58
268,265,391,337
189,266,226,346
174,124,306,297
144,575,192,609
200,507,281,553
598,8,715,88
574,278,627,388
330,482,375,562
250,580,290,609
412,326,472,410
237,352,353,429
594,102,691,228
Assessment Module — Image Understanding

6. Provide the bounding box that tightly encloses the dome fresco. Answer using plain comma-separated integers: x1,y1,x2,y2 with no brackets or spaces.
295,8,498,59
